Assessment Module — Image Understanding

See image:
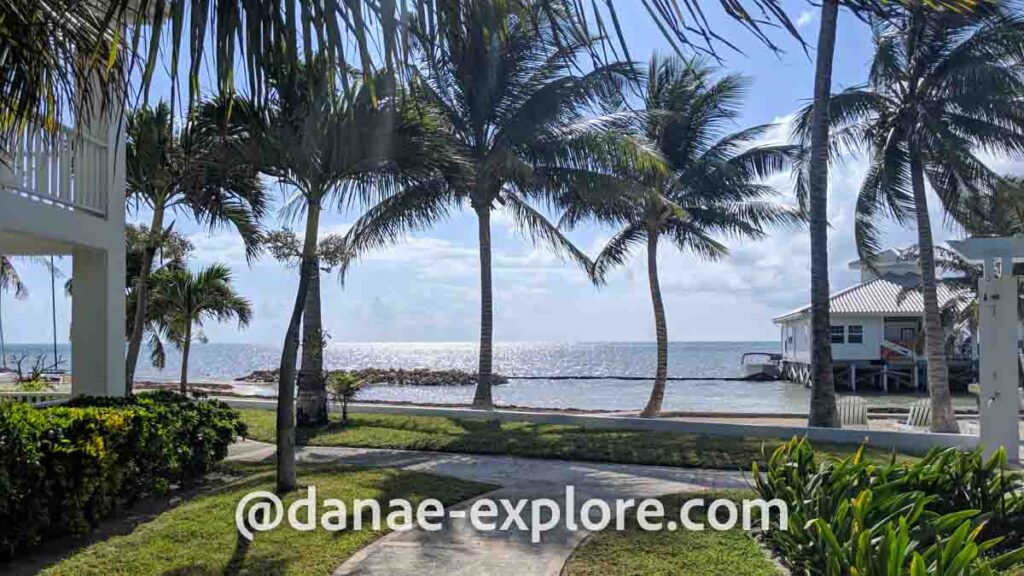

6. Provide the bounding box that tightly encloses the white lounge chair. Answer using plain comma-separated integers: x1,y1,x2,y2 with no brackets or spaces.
837,396,868,429
903,399,932,430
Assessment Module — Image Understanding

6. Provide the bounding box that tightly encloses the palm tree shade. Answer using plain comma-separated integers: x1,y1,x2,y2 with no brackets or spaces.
340,1,663,409
562,55,803,417
147,264,252,394
803,6,1024,432
124,102,266,395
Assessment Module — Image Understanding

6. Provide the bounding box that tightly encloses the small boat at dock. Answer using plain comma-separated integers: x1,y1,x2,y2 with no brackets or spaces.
740,352,782,380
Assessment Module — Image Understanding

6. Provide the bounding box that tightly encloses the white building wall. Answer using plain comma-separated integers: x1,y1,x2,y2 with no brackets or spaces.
778,315,883,364
829,316,883,362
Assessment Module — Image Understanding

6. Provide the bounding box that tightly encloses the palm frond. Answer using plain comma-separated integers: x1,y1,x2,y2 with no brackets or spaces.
591,222,647,284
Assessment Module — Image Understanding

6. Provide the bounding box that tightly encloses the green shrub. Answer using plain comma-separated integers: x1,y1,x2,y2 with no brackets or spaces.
17,379,51,392
0,391,245,557
752,438,1024,575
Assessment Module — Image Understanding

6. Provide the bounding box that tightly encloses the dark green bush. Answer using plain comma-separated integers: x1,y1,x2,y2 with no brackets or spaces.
0,392,245,557
752,438,1024,575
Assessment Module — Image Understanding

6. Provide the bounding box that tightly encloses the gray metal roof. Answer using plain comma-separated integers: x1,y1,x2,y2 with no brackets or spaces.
773,273,969,322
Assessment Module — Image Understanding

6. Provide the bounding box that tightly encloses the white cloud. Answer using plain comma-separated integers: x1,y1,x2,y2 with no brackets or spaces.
796,10,815,29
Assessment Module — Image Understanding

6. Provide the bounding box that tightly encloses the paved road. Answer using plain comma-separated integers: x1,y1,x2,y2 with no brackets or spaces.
227,441,748,576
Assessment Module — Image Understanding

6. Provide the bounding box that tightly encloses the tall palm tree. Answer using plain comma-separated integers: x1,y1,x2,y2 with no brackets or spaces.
259,227,351,425
563,55,803,417
0,256,29,369
124,102,266,395
147,264,252,393
806,7,1024,432
805,0,842,428
799,1,982,429
213,58,447,491
339,1,662,409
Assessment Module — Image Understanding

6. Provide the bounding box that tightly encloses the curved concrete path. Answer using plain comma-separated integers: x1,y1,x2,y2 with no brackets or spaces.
228,441,747,576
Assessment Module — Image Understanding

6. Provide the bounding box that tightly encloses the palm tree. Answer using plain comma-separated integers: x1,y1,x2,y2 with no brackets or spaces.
339,1,662,409
0,256,29,370
259,227,351,426
563,55,803,417
212,58,446,491
147,264,252,393
2,0,811,165
806,7,1024,432
124,102,266,395
804,0,842,428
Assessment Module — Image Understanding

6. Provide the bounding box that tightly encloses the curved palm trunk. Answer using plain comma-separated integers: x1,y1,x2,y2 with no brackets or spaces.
910,150,959,433
641,230,668,418
179,324,192,395
807,0,839,428
276,204,320,492
126,206,165,395
296,203,327,427
472,206,494,409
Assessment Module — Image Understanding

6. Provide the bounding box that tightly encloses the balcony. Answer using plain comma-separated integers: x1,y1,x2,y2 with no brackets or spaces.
0,117,125,398
1,124,109,217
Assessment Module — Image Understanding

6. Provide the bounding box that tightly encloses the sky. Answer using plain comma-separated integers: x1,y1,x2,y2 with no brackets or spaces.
4,1,1022,346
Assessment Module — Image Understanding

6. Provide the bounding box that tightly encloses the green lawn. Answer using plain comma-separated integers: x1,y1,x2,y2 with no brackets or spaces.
39,462,492,576
563,492,780,576
238,409,915,471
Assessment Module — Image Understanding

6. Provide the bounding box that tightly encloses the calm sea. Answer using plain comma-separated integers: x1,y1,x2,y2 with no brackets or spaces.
3,340,835,413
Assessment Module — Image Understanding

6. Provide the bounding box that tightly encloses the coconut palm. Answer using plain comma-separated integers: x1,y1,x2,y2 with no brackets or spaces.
0,256,29,369
209,58,448,491
803,0,842,429
147,264,252,393
562,55,803,417
124,102,267,395
802,6,1024,432
339,1,662,409
1,0,812,165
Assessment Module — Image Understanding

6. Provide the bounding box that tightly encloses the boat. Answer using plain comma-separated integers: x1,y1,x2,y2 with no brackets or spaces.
740,352,782,380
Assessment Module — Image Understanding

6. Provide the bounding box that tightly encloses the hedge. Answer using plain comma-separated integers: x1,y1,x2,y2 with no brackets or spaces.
0,391,246,557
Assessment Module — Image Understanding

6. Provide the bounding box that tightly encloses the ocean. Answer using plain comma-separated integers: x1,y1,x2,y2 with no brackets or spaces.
3,341,958,413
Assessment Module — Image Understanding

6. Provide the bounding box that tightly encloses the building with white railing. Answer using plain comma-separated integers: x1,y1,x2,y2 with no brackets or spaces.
0,102,126,397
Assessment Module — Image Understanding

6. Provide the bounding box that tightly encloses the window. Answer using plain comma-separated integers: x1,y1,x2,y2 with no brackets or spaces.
831,325,845,344
848,325,864,344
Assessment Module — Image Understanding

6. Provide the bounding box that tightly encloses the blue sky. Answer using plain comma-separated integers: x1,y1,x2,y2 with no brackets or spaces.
5,1,1020,345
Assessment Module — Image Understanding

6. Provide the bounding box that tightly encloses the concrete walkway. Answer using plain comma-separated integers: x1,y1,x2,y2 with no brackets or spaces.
227,441,748,576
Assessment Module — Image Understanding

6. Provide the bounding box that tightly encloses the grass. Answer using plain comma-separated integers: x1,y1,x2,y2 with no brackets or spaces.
238,409,916,471
39,461,492,576
562,491,780,576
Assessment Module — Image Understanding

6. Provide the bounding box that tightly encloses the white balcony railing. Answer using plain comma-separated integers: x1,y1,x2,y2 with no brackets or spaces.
1,125,109,217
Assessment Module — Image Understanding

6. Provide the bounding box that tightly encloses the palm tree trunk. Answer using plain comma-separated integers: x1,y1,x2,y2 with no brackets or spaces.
179,325,191,395
296,204,327,427
807,0,840,428
126,206,165,395
472,205,494,409
276,202,320,492
641,229,668,418
910,149,959,433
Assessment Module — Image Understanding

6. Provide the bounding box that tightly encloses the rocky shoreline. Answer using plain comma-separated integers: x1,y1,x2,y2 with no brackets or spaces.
237,367,509,387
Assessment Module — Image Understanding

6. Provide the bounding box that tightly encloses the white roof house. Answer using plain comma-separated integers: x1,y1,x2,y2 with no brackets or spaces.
774,248,971,366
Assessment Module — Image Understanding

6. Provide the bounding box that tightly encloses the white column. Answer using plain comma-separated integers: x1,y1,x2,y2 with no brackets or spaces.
71,244,125,396
978,260,1020,463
